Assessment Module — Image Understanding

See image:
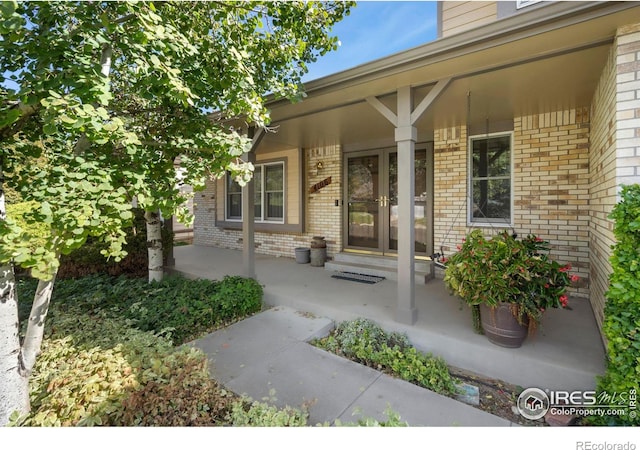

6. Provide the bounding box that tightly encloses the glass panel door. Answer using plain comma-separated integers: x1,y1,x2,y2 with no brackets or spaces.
344,146,432,256
387,149,428,254
346,153,381,250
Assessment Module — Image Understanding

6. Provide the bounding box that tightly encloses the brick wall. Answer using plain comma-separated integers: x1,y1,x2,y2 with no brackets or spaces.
589,45,617,330
433,111,591,298
615,24,640,187
433,126,468,254
514,108,591,298
193,145,343,259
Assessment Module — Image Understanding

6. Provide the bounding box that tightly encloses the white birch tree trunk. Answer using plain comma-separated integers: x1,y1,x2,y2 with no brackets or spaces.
145,210,164,283
0,162,28,426
0,266,28,427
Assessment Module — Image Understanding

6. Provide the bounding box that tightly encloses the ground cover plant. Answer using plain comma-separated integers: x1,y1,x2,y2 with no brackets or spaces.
312,318,458,396
18,273,263,345
312,318,546,426
10,274,311,426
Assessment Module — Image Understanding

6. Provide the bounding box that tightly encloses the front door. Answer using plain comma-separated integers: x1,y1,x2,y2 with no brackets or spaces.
344,145,433,256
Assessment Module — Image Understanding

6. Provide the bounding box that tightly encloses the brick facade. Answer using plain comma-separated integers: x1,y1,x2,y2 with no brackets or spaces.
193,145,343,259
586,25,640,331
589,45,617,330
433,125,468,255
432,111,591,298
513,109,591,298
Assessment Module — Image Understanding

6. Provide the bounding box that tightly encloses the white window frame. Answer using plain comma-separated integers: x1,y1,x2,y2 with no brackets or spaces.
516,0,542,10
467,132,514,227
225,161,286,224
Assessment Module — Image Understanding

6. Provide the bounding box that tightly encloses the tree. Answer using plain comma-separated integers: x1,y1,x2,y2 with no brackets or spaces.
0,0,352,425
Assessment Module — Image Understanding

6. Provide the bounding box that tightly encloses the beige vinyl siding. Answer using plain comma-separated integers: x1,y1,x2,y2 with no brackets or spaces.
257,149,300,225
441,1,497,37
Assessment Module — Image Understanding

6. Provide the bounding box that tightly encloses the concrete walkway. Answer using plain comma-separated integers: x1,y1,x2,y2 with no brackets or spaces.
192,306,515,426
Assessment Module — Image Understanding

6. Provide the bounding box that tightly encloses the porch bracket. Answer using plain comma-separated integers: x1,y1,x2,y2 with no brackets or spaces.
366,96,397,127
410,78,452,125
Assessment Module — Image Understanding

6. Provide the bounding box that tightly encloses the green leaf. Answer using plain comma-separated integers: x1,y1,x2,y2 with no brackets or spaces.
0,108,20,127
0,1,17,17
149,54,161,68
60,114,76,124
43,122,57,135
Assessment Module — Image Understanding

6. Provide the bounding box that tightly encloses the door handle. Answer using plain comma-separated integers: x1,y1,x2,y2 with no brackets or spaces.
378,196,388,207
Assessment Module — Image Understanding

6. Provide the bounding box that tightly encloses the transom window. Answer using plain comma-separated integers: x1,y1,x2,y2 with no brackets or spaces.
226,162,285,223
469,133,512,224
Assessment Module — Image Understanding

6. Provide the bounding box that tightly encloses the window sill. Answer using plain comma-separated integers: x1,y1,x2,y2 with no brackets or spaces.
215,220,303,234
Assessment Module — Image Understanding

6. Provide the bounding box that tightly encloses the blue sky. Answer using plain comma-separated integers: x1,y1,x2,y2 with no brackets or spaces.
303,1,438,82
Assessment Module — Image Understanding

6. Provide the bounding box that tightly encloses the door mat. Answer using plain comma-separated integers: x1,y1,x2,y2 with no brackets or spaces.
331,272,385,284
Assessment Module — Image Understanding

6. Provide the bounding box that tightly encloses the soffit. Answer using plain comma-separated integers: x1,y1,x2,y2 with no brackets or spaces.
258,4,640,153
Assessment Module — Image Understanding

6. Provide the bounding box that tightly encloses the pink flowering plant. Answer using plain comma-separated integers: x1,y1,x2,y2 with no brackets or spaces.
443,229,577,327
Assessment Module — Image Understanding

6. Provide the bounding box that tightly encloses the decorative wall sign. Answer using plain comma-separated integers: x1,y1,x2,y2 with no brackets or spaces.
309,176,332,194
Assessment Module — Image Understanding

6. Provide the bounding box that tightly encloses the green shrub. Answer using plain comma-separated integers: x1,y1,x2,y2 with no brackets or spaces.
11,305,176,426
228,399,308,426
332,318,410,361
9,278,283,428
17,274,263,345
592,184,640,426
315,318,457,396
336,407,409,427
109,349,237,426
57,208,173,279
120,275,263,344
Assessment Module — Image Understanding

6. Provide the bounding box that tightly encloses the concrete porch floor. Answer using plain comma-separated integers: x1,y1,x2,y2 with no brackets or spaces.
169,245,606,392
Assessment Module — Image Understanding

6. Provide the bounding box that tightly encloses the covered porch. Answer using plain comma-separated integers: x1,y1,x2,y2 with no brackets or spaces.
169,244,605,393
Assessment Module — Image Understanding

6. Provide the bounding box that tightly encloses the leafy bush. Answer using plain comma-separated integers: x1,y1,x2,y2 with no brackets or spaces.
228,399,308,426
336,407,409,427
11,304,178,426
592,184,640,426
18,274,263,345
332,318,410,361
57,208,173,279
109,349,237,426
315,319,457,396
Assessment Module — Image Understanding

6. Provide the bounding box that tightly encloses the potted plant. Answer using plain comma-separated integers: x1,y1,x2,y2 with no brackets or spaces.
443,230,578,348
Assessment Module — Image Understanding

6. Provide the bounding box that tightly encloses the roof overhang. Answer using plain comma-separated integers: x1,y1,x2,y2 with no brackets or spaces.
258,1,640,153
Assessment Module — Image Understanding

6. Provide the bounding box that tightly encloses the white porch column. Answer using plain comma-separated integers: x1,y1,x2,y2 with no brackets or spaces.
395,86,418,324
242,150,256,279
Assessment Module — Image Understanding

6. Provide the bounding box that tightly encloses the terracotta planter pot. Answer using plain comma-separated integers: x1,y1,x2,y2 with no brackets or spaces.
480,303,529,348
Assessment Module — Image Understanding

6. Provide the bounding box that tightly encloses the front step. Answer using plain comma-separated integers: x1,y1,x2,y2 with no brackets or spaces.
325,253,434,284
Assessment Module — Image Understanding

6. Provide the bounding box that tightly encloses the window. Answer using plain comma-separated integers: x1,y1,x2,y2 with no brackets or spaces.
516,0,541,9
226,162,285,222
469,133,512,224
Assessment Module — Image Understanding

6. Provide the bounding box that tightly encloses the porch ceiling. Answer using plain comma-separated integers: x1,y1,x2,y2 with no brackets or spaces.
257,3,640,153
